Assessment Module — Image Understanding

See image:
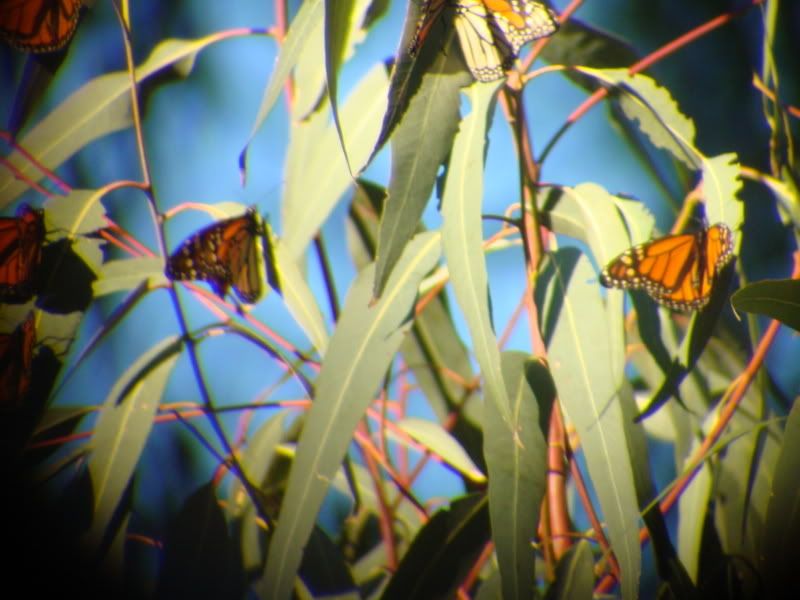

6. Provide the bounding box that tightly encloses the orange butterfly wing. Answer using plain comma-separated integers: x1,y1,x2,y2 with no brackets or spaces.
0,204,45,302
0,0,82,52
600,223,734,311
166,209,262,304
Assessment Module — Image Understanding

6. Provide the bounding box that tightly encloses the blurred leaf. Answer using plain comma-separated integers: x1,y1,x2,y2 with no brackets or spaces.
731,279,800,332
282,64,388,258
43,190,107,236
92,257,165,297
231,410,288,518
240,0,323,174
259,231,441,599
700,153,743,232
86,335,182,546
577,68,698,169
273,240,330,353
380,493,490,600
324,0,358,177
761,400,800,596
441,81,513,428
373,27,464,297
155,482,245,600
540,18,638,94
483,351,548,600
298,525,358,596
676,441,712,583
1,35,240,206
536,248,640,600
398,417,485,483
544,540,595,600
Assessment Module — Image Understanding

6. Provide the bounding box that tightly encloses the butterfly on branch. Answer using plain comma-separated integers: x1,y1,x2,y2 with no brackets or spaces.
409,0,559,82
600,223,735,311
165,207,280,305
0,204,45,303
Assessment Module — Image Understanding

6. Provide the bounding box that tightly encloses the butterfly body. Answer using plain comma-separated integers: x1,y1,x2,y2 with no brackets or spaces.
600,223,734,311
410,0,558,82
0,204,45,303
166,208,265,304
0,0,82,52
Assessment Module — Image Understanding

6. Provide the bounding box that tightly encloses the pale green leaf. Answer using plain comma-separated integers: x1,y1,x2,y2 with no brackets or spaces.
397,417,485,483
282,65,389,258
93,257,166,297
258,231,441,599
441,81,511,426
538,248,640,599
86,336,182,545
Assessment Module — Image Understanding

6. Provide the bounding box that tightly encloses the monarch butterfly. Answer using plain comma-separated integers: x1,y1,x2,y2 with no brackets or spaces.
410,0,558,82
166,207,267,304
0,0,82,52
599,223,735,311
0,312,35,409
0,204,45,303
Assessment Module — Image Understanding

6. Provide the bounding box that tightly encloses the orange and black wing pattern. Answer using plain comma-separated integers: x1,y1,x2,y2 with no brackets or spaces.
0,0,82,52
0,204,45,303
166,208,264,304
600,223,734,311
0,312,35,410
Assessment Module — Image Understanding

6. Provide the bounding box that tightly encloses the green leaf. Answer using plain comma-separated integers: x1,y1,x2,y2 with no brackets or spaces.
676,443,712,582
380,493,490,600
540,18,638,74
258,231,441,599
484,352,549,600
155,483,245,600
324,0,358,178
86,336,182,546
699,153,743,232
732,279,800,332
761,400,800,594
397,417,485,483
92,257,166,297
1,35,241,206
239,0,323,174
43,190,107,237
282,65,388,258
537,248,640,599
373,28,465,297
544,540,595,600
576,67,698,169
441,81,512,427
273,240,330,354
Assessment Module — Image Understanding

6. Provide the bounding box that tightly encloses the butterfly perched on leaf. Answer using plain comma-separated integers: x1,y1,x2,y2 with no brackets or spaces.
0,0,83,52
409,0,559,82
0,311,35,409
166,207,280,305
0,204,45,303
600,223,735,311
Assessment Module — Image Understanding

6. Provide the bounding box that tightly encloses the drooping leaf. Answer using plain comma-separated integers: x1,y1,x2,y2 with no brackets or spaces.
732,279,800,332
380,493,490,600
537,248,640,600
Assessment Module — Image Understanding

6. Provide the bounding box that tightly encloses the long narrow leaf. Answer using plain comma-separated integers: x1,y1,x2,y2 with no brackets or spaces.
258,231,441,599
